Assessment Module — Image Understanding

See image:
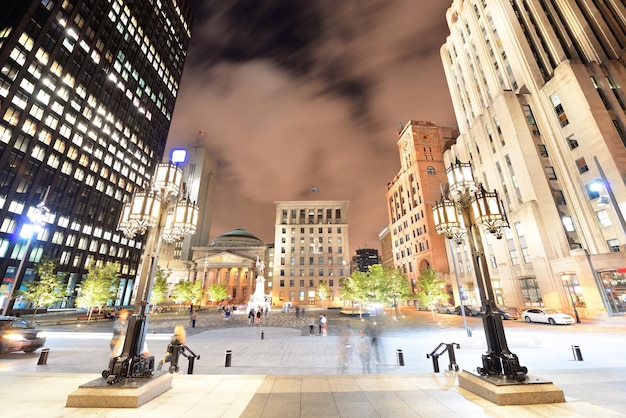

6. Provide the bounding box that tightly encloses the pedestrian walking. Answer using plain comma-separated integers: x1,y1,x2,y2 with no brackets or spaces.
255,309,262,325
358,329,372,373
318,314,323,335
308,316,315,336
109,309,129,356
191,310,198,328
248,309,255,325
321,314,328,336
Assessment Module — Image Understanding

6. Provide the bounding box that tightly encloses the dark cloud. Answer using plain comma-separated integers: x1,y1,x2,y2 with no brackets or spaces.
167,0,455,250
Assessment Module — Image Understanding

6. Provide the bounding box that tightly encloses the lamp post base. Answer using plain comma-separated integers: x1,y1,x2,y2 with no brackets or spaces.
458,370,565,406
66,371,173,408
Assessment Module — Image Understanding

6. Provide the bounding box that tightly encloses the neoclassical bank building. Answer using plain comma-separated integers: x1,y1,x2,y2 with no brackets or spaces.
190,228,269,306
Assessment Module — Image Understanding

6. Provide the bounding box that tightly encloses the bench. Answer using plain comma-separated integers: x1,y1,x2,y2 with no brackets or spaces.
76,313,111,322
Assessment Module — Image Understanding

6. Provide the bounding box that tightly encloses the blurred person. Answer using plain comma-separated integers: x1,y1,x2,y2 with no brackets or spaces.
157,324,186,371
358,329,372,373
109,309,129,356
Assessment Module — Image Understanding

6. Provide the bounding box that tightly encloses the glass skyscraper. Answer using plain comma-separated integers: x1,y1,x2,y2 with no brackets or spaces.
0,0,194,312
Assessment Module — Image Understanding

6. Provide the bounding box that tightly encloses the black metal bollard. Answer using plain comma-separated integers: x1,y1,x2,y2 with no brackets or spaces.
37,348,49,365
396,349,405,366
225,350,232,367
572,345,583,361
187,356,195,374
261,330,264,340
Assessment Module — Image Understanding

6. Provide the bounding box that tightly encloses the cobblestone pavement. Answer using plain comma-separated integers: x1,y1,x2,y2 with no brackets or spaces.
34,306,441,337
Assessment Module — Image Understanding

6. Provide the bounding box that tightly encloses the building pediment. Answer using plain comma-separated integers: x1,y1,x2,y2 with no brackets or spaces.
198,251,256,267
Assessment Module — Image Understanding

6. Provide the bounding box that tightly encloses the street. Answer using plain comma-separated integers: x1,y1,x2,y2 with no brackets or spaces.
2,308,625,376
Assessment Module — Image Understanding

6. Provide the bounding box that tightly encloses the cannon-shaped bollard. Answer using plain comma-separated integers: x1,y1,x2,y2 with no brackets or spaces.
37,348,50,365
225,349,232,367
261,330,264,340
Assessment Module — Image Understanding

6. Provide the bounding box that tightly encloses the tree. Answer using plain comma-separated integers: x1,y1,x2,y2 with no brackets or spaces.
171,280,203,309
317,280,331,307
150,267,170,313
369,264,411,319
415,267,448,322
75,262,120,322
206,284,228,306
19,258,67,321
339,271,372,317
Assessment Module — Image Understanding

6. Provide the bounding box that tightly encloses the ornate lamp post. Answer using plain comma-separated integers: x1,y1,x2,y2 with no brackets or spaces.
104,162,198,384
560,275,581,323
2,196,52,316
433,159,527,381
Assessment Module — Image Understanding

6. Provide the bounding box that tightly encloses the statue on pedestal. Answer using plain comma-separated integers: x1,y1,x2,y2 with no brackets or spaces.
248,255,269,315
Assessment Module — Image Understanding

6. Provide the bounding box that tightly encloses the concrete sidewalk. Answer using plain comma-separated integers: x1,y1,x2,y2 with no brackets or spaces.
2,370,625,417
3,311,626,417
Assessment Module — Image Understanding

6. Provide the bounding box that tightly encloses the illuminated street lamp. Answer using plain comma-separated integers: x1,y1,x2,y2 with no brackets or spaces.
104,160,198,384
561,274,581,323
433,159,527,381
2,196,52,316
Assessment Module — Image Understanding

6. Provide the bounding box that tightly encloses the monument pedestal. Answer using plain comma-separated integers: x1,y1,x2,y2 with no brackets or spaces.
458,370,565,406
66,372,173,408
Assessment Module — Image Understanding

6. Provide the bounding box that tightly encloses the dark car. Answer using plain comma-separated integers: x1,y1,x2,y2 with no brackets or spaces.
0,316,46,354
494,305,519,320
454,305,481,316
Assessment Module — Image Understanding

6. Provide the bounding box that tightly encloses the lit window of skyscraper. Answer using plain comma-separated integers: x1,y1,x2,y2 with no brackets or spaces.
0,0,194,311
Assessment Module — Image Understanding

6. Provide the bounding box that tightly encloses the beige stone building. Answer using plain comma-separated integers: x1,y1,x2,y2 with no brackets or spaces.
271,201,350,307
439,0,626,317
190,228,267,306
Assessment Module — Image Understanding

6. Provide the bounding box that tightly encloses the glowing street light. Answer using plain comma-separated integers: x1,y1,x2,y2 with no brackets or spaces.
104,161,198,384
433,159,527,381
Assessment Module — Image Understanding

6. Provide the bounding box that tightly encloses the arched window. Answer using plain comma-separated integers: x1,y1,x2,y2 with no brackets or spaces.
427,166,436,175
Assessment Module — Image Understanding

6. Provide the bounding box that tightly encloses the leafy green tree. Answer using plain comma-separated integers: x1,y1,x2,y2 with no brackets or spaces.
150,267,170,313
19,258,67,321
415,267,448,322
369,264,411,319
339,271,372,317
316,280,331,307
171,280,203,309
75,262,120,322
206,284,228,306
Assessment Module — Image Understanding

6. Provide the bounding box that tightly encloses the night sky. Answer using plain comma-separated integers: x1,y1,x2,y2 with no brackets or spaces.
166,0,456,250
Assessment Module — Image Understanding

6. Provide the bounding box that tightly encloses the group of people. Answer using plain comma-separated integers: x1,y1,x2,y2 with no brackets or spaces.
108,309,187,373
248,306,266,325
307,314,328,336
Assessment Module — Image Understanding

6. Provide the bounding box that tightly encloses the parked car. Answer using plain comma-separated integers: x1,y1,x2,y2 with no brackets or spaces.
521,308,575,325
0,316,47,354
495,305,519,320
435,303,455,314
454,305,481,316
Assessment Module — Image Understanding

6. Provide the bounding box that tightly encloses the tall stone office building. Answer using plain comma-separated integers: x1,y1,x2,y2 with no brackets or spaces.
440,0,626,317
0,0,194,311
386,121,456,298
271,201,350,307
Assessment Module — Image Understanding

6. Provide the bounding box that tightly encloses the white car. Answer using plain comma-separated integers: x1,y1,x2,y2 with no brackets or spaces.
521,308,575,325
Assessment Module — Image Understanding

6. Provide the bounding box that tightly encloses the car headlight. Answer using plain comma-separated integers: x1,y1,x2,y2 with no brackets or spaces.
2,333,26,341
37,331,47,339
